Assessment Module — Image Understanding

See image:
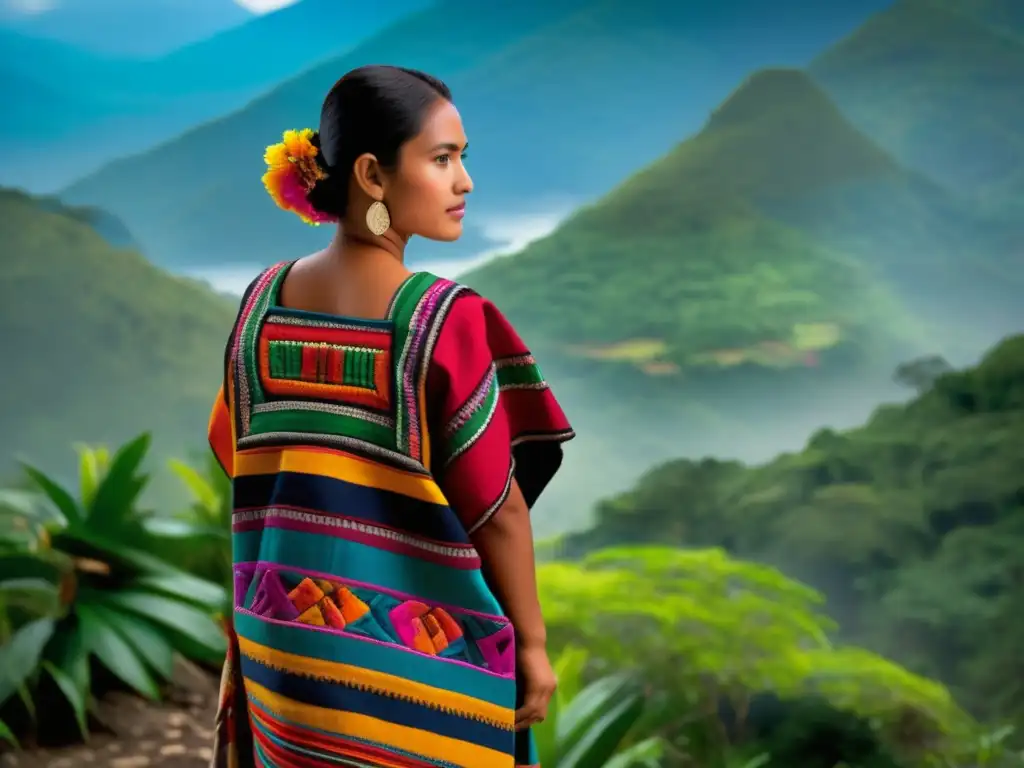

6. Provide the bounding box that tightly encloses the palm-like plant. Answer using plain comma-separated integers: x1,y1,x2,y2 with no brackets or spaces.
0,434,227,746
533,645,665,768
150,453,232,606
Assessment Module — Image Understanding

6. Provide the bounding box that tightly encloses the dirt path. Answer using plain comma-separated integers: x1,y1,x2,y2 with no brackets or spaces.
0,661,219,768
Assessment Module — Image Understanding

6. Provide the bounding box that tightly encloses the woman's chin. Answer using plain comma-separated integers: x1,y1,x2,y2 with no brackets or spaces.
426,222,464,243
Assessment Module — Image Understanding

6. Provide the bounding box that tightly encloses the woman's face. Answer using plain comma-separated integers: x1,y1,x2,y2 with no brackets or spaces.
386,99,473,242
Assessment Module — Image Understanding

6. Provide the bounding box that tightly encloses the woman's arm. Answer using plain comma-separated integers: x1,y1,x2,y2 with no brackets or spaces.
426,289,573,728
471,478,545,650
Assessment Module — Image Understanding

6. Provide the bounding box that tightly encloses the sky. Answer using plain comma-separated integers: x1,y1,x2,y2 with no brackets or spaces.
232,0,299,12
2,0,300,15
0,0,303,55
4,0,57,13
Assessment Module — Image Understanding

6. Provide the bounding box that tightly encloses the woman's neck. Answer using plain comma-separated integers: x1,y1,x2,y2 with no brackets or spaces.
335,225,405,263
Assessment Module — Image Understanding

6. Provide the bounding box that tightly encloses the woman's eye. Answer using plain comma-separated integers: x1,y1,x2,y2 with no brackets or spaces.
435,153,468,166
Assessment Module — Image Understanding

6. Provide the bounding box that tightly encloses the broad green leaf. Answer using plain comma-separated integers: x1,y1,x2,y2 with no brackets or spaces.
86,603,175,681
44,618,90,693
0,552,64,584
558,689,647,768
554,644,589,704
557,672,636,746
57,528,178,577
20,464,81,527
0,490,47,520
602,737,665,768
161,630,227,666
0,617,55,705
534,645,590,766
77,604,160,701
93,590,226,659
86,433,151,530
0,512,41,551
0,717,18,748
133,573,228,612
15,682,36,722
168,459,221,513
142,516,227,541
40,660,88,739
0,578,61,618
75,444,104,510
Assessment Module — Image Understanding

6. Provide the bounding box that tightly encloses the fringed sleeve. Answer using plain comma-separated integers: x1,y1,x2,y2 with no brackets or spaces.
428,291,575,535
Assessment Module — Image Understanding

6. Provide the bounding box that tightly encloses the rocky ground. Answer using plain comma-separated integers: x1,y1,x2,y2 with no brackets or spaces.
0,660,218,768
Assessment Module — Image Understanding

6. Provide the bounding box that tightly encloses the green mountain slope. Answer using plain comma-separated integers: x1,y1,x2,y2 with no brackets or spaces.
0,188,235,482
810,0,1024,214
60,0,891,269
561,331,1024,719
462,69,1009,376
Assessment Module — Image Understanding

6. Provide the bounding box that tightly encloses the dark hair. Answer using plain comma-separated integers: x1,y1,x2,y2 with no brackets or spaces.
306,65,452,219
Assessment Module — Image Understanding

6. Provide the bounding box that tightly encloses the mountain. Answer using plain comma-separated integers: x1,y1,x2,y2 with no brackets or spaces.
60,0,894,270
1,0,434,191
0,0,250,57
0,32,130,143
0,187,235,484
30,195,139,249
461,69,1018,375
810,0,1024,215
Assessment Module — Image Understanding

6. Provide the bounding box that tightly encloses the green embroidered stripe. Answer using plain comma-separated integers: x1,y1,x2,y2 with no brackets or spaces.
496,362,544,388
446,376,499,459
268,340,303,379
249,410,395,448
343,348,376,388
390,273,443,453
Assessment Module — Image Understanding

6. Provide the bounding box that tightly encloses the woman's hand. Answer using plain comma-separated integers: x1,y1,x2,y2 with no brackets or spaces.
514,642,557,731
468,479,554,730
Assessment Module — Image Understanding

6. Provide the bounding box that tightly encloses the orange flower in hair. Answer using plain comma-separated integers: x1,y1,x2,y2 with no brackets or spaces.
262,128,337,225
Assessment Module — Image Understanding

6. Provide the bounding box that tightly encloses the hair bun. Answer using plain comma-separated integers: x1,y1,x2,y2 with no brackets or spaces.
261,128,338,226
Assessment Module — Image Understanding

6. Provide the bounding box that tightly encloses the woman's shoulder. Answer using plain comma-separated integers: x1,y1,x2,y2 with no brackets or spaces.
232,260,294,311
388,271,493,328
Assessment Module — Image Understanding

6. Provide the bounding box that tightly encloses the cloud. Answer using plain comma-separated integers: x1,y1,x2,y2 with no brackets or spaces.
233,0,301,13
4,0,58,14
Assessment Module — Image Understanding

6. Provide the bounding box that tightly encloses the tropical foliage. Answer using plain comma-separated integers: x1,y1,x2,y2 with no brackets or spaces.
0,435,227,746
532,645,665,768
559,333,1024,763
537,547,998,767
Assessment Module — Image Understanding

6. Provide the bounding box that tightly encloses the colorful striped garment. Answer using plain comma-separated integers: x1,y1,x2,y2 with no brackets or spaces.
207,262,574,768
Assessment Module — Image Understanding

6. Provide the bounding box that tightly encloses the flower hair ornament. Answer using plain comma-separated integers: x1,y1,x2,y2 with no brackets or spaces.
262,128,338,226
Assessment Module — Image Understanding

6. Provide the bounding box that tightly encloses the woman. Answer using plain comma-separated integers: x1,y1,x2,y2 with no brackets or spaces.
207,65,575,768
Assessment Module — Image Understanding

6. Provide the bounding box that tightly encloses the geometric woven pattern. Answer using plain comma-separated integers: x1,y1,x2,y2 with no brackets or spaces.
267,340,379,389
245,567,511,671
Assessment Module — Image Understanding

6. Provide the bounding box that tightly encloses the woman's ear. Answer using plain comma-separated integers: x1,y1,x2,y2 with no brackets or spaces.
352,153,385,201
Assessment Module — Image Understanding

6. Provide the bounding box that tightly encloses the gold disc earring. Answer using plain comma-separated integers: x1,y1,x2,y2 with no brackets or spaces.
366,200,390,236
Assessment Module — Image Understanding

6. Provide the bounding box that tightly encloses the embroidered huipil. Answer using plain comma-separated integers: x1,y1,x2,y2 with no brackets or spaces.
207,262,574,768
